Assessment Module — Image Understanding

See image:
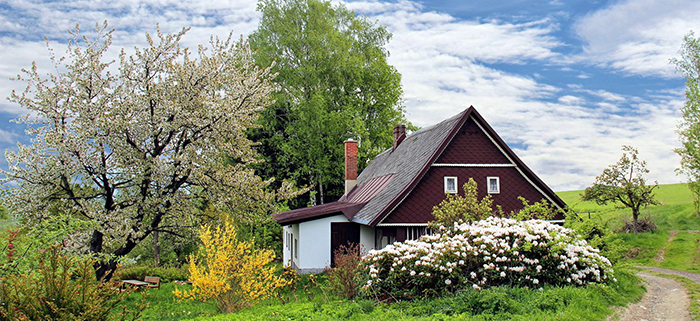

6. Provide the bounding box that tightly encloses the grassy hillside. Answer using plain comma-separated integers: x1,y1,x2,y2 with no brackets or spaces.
557,183,700,273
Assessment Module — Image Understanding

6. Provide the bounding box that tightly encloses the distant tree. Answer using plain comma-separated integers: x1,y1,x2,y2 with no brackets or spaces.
671,31,700,214
582,146,658,234
249,0,409,206
2,23,298,279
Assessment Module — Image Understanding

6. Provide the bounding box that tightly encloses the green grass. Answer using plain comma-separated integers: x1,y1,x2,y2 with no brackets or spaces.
557,183,700,272
121,282,218,320
120,267,643,321
659,231,700,273
192,269,642,321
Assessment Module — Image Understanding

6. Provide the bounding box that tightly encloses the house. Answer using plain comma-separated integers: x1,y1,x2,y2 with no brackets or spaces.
274,106,567,273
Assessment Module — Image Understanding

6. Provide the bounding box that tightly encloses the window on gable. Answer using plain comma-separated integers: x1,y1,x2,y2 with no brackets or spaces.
444,176,457,194
487,176,500,194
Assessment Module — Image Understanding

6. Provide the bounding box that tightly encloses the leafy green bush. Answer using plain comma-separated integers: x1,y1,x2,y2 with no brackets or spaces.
0,204,7,220
431,178,495,227
431,179,562,228
0,247,146,320
116,264,189,282
565,213,629,264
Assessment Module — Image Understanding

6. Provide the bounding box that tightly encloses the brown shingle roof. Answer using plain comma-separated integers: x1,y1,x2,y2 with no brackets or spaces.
351,110,467,224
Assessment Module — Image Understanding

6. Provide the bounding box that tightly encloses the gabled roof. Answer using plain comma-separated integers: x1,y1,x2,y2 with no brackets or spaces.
273,106,567,226
351,109,467,225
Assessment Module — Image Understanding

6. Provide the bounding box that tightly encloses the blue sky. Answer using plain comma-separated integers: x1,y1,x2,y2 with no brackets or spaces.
0,0,696,191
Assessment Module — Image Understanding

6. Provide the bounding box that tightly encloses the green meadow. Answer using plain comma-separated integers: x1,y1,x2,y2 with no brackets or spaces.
559,183,700,273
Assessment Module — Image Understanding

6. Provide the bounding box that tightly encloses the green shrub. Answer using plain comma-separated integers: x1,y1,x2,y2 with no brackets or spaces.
326,243,361,299
116,264,189,282
0,247,146,320
565,213,629,264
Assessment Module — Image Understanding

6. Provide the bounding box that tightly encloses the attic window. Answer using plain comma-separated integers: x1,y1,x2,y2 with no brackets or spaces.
487,176,500,194
444,176,458,194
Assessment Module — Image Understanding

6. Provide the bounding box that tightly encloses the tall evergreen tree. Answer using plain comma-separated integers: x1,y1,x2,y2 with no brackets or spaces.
249,0,408,207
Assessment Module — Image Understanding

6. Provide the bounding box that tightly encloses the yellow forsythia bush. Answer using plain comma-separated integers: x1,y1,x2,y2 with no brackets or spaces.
173,222,288,312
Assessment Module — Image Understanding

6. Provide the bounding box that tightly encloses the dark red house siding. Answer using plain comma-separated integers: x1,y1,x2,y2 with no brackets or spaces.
381,167,554,224
436,117,511,164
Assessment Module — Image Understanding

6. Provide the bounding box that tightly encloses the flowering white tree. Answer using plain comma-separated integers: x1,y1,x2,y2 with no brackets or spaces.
2,23,295,278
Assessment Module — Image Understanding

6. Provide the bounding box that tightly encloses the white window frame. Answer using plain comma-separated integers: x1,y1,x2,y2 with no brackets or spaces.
444,176,458,194
487,176,500,194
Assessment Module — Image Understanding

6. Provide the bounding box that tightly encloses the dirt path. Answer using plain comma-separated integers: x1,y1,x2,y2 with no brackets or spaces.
637,266,700,284
655,230,680,262
611,271,691,321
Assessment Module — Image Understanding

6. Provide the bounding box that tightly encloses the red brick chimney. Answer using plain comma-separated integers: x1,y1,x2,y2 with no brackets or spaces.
344,139,358,194
393,124,406,151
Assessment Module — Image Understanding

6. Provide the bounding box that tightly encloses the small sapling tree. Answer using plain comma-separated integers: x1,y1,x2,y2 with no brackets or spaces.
430,178,559,228
430,178,495,228
582,145,658,234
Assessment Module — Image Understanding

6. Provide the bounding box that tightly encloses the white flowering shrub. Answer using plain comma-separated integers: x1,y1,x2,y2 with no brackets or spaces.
361,217,614,300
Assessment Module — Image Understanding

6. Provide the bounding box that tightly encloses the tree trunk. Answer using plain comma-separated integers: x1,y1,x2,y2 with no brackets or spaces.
89,230,103,254
89,230,116,280
94,260,119,281
309,174,317,206
632,209,639,235
90,229,141,281
154,230,160,266
319,179,324,205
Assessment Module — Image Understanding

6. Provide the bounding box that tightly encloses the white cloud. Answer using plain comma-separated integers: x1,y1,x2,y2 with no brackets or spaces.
0,129,17,144
0,0,687,193
558,95,584,105
0,0,261,115
349,0,684,191
575,0,700,78
353,1,562,64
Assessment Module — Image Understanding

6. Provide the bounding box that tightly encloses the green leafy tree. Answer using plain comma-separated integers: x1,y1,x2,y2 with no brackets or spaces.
672,31,700,214
430,178,498,228
511,197,559,221
2,23,298,279
249,0,409,206
582,145,658,234
430,178,559,228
